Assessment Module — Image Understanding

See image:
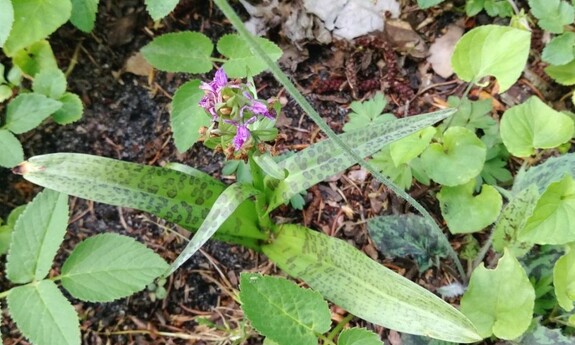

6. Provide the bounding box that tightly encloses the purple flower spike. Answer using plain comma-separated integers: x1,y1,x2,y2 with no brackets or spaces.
233,124,250,150
213,68,228,88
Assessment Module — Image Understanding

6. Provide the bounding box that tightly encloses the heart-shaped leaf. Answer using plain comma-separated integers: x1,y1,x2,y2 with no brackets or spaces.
553,243,575,311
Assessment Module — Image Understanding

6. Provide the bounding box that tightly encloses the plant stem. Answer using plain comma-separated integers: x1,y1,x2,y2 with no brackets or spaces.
213,0,466,280
326,313,355,342
318,334,337,345
0,289,12,299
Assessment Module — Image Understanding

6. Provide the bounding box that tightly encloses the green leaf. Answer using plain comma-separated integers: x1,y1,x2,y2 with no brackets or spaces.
512,153,575,195
519,174,575,245
367,214,450,272
520,321,575,344
217,34,283,78
52,92,84,124
437,179,502,234
553,243,575,311
466,0,513,17
4,93,62,134
389,126,435,166
417,0,445,8
0,129,24,168
240,273,331,345
141,32,213,73
545,60,575,85
342,93,395,132
370,147,414,190
12,40,58,76
171,80,211,152
492,184,539,257
145,0,179,21
451,25,531,93
263,224,481,343
460,248,535,339
70,0,99,32
0,0,14,47
528,0,574,33
32,68,67,99
443,96,495,132
400,334,456,345
338,328,383,345
166,183,257,276
268,109,454,211
481,145,512,185
15,153,264,243
3,0,72,56
0,84,12,102
500,96,574,157
253,153,287,180
420,126,486,186
0,205,26,255
7,280,80,345
61,233,168,302
6,189,68,283
542,32,575,65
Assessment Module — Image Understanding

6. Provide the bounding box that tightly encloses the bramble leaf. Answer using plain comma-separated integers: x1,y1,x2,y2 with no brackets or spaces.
217,34,283,78
4,93,62,134
33,68,67,99
443,96,495,132
367,214,449,272
0,205,25,255
542,32,575,65
61,233,168,302
420,126,486,186
451,25,531,93
519,174,575,245
3,0,72,56
141,32,213,73
171,80,211,152
145,0,179,21
338,328,383,345
263,224,481,343
70,0,99,32
52,92,84,124
500,96,574,157
343,93,394,132
465,0,513,17
528,0,574,33
461,248,535,339
0,0,14,47
437,179,502,234
8,280,80,345
553,243,575,311
240,273,331,345
6,189,68,284
0,129,23,168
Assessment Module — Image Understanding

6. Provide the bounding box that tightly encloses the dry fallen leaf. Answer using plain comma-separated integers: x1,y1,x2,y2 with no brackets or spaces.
124,52,153,77
384,19,428,59
427,23,464,78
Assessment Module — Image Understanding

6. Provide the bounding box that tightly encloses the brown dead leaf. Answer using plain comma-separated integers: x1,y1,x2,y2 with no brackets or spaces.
384,19,428,59
125,52,153,77
428,23,464,78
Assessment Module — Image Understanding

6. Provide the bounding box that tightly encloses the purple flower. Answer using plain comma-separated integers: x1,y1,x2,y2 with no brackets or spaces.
199,68,229,119
242,91,275,119
226,116,257,150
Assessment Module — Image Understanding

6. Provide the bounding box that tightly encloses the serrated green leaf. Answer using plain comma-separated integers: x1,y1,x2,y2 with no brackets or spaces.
528,0,574,33
443,96,495,132
492,184,539,257
520,321,575,344
12,40,58,77
481,146,512,185
519,174,575,245
166,183,257,276
417,0,445,8
3,0,72,56
0,204,26,255
545,60,575,85
389,126,435,166
6,189,68,283
61,233,168,302
141,32,213,73
465,0,513,17
460,248,535,339
338,328,383,345
4,93,62,134
268,109,454,211
8,280,80,345
217,34,282,78
16,153,264,244
500,96,574,157
145,0,179,20
420,126,486,186
542,32,575,65
553,243,575,311
240,273,330,345
451,25,531,93
70,0,99,32
368,214,449,272
512,153,575,195
33,68,67,99
0,129,24,168
342,93,394,132
171,79,211,152
0,0,14,47
438,179,502,234
52,92,84,124
263,224,481,343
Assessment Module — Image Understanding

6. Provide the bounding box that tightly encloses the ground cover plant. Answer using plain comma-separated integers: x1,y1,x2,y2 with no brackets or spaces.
1,0,575,344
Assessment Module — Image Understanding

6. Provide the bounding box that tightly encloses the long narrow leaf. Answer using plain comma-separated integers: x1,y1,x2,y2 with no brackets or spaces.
14,153,264,241
263,224,481,343
166,183,258,276
269,109,453,211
